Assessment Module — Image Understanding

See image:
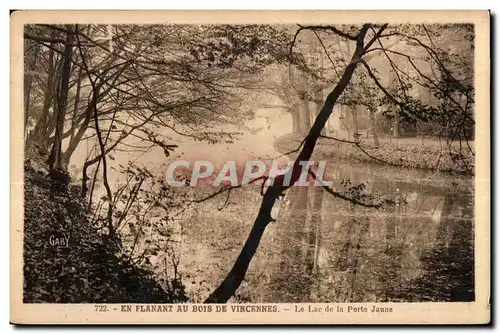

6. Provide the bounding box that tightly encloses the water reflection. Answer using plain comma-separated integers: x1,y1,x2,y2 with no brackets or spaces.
264,160,474,303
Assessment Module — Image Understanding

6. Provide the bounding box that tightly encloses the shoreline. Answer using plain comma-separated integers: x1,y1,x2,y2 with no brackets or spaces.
274,133,475,176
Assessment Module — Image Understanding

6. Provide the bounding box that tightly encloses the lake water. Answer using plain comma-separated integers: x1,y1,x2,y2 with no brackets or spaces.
256,159,475,303
108,125,475,303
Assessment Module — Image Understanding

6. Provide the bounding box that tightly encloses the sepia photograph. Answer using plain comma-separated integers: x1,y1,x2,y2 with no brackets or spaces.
10,10,490,324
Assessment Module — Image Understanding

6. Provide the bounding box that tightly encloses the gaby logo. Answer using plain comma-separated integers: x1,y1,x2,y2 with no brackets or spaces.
164,160,332,187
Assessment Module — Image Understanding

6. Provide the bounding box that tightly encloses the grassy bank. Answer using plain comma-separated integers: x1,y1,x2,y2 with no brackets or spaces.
275,133,474,175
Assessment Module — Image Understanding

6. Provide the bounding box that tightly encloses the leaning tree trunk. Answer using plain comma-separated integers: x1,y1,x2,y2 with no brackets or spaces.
204,25,373,303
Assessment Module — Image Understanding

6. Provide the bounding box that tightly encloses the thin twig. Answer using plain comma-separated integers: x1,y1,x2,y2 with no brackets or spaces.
308,170,388,209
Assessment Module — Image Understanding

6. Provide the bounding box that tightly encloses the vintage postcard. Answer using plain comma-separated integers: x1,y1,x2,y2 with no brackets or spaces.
10,10,490,324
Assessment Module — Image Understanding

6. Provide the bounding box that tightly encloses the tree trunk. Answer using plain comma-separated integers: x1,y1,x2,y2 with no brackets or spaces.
29,38,56,152
48,25,75,171
290,103,300,133
344,39,353,140
393,112,400,138
388,68,400,138
24,41,39,136
340,105,348,131
299,93,311,135
298,71,311,135
369,110,379,146
69,67,83,142
352,107,359,142
204,25,369,303
315,88,326,136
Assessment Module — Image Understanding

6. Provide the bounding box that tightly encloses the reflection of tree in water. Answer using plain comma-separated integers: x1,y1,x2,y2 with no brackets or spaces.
377,197,406,302
330,203,371,302
265,173,474,303
307,185,324,276
266,186,313,302
266,184,328,303
390,195,474,302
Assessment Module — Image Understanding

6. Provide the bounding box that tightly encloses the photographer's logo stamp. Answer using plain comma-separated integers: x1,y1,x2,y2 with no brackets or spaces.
48,231,71,249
